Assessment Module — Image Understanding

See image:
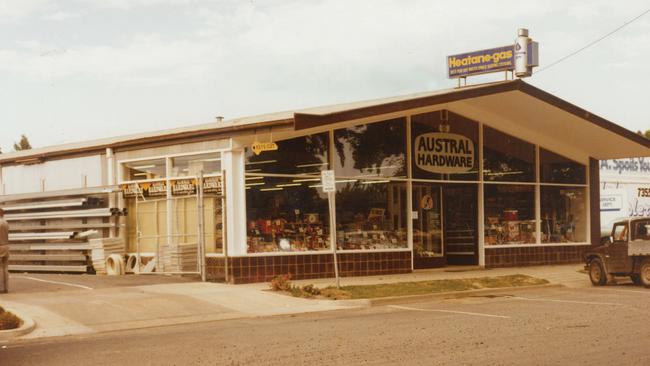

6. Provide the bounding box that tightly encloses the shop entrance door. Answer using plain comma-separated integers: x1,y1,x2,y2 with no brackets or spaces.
412,183,478,268
442,184,478,265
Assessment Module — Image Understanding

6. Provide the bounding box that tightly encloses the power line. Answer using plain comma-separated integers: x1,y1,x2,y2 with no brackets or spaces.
537,8,650,74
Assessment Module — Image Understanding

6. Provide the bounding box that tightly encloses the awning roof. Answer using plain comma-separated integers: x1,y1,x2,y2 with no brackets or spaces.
1,79,648,164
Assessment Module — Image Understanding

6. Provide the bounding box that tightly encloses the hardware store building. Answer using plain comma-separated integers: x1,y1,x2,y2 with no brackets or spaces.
1,80,649,283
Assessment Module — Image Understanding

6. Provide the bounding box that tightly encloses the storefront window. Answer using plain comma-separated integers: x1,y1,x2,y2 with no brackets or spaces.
245,133,329,175
540,148,586,184
171,153,221,177
246,175,330,252
484,184,536,245
411,111,479,181
541,186,587,243
483,127,535,182
335,180,407,250
123,158,166,181
334,118,407,178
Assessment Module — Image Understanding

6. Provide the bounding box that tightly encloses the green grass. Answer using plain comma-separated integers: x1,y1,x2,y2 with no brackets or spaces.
321,274,548,300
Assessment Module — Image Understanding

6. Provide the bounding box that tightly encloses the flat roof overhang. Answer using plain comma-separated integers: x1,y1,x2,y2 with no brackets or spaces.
294,80,650,162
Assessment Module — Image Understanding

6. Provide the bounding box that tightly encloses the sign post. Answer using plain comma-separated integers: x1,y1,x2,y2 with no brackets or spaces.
321,170,340,288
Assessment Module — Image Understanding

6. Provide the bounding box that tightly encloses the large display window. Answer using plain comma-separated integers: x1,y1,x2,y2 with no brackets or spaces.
245,133,329,175
411,111,479,181
245,175,330,253
123,158,166,181
171,153,221,177
335,180,407,250
541,186,587,243
540,148,586,184
334,118,407,178
484,185,536,245
483,127,535,182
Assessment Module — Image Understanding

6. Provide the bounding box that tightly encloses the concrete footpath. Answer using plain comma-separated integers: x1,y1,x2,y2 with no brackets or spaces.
0,264,588,341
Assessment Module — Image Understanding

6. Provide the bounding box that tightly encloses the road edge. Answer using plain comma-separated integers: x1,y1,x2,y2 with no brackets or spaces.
0,308,36,342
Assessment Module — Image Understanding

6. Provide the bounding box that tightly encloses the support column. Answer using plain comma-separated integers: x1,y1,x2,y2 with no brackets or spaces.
589,158,600,247
222,148,248,256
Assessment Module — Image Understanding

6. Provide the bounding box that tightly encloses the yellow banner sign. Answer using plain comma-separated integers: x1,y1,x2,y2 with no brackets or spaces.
251,141,278,155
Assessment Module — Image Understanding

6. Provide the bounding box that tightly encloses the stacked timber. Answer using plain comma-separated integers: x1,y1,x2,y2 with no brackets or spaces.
161,243,198,273
89,238,126,275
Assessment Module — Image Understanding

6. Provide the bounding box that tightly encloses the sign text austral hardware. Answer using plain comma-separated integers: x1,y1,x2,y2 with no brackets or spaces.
447,45,514,78
414,133,475,174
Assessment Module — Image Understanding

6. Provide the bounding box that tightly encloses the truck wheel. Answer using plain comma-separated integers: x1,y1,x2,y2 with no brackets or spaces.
640,261,650,288
630,274,642,285
589,258,608,286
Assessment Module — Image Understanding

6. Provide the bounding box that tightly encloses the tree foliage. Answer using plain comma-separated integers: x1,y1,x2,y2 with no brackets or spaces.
13,134,32,151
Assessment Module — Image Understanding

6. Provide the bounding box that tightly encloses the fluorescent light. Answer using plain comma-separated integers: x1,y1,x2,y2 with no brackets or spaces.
361,180,390,185
260,187,283,191
246,169,262,172
245,182,265,187
336,179,358,184
276,183,301,187
245,176,264,180
296,162,328,168
133,173,148,177
377,165,400,170
132,164,155,170
292,178,321,182
246,160,277,166
308,184,323,188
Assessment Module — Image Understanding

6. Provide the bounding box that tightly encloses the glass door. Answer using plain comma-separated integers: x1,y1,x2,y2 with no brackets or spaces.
443,184,478,265
412,184,444,269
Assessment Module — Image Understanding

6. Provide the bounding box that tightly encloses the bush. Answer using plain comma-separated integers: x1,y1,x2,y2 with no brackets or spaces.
301,284,321,296
0,308,21,330
269,274,292,292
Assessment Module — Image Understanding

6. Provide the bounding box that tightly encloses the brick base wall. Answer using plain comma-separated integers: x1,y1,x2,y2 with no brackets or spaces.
485,245,588,268
206,251,412,284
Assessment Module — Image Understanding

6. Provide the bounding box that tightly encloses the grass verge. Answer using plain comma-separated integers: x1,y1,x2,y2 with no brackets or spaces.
337,274,548,299
270,274,549,300
0,306,22,330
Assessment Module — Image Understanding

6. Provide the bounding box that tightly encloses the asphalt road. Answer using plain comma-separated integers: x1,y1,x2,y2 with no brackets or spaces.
2,285,650,366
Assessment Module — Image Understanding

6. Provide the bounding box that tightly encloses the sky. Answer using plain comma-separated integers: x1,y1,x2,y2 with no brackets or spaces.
1,0,649,153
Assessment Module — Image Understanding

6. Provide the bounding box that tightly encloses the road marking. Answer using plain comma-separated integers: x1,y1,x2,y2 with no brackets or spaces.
388,305,510,319
511,296,621,306
591,287,650,296
12,275,94,290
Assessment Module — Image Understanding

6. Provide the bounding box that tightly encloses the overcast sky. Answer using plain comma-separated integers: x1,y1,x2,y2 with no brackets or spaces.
1,0,649,153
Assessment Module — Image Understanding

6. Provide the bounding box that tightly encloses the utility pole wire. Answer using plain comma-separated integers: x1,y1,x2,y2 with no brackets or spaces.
537,8,650,74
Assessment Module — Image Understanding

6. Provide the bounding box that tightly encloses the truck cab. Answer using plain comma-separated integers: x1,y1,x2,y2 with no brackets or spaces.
585,217,650,287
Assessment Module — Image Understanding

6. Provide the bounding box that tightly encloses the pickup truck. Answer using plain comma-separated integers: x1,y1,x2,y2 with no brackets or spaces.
585,217,650,287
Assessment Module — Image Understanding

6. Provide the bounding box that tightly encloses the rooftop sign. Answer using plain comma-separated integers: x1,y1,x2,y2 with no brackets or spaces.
447,28,538,79
447,45,514,79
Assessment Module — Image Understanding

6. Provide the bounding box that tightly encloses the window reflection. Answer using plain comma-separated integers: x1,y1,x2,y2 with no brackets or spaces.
541,186,586,243
245,133,329,175
334,118,407,178
483,127,535,182
540,148,586,184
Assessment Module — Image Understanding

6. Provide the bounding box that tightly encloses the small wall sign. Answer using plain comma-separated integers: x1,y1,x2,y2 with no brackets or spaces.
251,141,278,155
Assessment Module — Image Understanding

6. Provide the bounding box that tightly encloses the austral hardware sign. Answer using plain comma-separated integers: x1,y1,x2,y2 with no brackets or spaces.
447,45,514,78
122,177,223,198
414,133,474,174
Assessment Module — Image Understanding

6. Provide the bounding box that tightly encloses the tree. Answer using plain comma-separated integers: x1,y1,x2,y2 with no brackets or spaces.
13,134,32,151
645,130,650,139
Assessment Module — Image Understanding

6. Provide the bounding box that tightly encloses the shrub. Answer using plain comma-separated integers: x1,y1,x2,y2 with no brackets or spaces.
0,308,21,330
269,274,292,292
301,284,321,296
